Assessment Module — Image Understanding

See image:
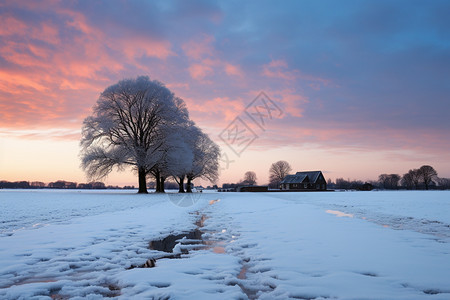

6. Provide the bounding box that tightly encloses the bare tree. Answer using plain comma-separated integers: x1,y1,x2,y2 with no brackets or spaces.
243,171,257,185
401,172,414,189
378,174,400,189
418,165,438,190
80,76,188,193
269,160,292,189
389,174,401,189
408,169,422,189
437,177,450,190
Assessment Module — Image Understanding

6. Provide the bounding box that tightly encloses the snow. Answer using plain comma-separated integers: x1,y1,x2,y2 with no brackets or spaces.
0,190,449,299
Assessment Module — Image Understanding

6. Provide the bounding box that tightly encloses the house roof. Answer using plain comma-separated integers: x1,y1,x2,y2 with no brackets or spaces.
280,171,323,184
280,174,307,184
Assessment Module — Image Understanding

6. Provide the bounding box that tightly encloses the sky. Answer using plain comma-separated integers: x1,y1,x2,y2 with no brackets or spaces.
1,0,449,187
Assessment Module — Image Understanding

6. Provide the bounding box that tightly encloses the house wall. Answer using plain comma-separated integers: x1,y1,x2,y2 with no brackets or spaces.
239,186,269,192
288,182,327,190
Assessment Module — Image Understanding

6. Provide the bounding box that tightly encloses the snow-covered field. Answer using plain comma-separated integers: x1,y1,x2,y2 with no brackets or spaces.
0,190,449,299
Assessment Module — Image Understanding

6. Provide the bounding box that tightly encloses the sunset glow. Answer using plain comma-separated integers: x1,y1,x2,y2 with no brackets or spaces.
1,1,449,186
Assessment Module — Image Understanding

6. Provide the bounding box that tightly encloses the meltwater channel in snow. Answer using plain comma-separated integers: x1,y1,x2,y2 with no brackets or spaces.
0,189,449,299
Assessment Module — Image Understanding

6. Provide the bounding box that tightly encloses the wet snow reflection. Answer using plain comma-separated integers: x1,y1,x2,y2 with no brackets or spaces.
326,210,354,218
326,205,450,240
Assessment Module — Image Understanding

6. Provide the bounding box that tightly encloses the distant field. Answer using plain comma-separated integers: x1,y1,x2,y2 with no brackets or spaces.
1,190,449,299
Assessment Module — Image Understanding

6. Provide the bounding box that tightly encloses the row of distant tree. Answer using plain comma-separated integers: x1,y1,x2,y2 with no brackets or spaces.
0,180,136,190
4,164,447,191
222,161,293,189
0,179,208,190
221,161,293,189
221,163,450,191
329,165,449,190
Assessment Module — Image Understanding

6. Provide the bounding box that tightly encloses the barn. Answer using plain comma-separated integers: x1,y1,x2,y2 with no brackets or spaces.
280,171,327,191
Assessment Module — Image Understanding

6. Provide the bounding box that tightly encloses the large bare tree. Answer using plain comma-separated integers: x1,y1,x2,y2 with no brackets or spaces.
80,76,188,193
269,160,292,188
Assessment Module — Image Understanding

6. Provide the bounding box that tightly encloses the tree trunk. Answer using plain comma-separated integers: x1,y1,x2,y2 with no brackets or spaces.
138,167,148,194
160,176,166,193
153,169,162,193
178,175,185,193
186,177,193,193
155,174,161,193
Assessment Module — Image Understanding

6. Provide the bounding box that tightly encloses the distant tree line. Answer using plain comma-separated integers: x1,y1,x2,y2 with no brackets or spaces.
327,178,376,191
0,180,135,190
327,165,449,190
222,161,292,190
378,165,442,190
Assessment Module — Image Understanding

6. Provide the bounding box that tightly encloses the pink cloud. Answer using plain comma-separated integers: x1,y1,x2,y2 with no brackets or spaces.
277,90,309,118
262,59,330,86
61,9,94,36
187,59,246,81
245,88,308,118
31,21,60,45
182,36,245,81
120,38,175,60
182,34,215,60
183,95,246,130
0,70,48,92
224,63,244,77
0,5,175,133
0,15,27,36
262,59,298,80
188,63,214,80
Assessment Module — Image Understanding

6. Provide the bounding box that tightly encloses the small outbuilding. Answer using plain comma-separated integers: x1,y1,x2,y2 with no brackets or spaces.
237,185,269,192
280,171,327,191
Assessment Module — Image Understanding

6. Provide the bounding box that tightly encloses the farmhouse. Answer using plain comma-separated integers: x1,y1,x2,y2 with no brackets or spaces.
280,171,327,191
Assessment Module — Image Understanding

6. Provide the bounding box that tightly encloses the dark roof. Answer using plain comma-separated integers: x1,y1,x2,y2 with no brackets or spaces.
280,174,307,184
295,171,322,182
280,171,323,184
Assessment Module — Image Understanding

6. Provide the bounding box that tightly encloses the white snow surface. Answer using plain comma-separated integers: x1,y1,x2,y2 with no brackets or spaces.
0,190,449,299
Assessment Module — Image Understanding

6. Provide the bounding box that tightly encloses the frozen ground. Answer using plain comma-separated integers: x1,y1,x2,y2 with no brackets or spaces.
0,190,449,299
